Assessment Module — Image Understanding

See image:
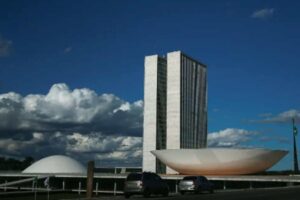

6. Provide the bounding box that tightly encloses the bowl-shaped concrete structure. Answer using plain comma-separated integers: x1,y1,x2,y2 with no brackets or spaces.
151,148,288,175
23,155,86,174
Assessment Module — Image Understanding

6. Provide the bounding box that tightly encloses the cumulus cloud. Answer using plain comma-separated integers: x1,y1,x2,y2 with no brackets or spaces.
208,128,258,147
0,132,45,155
0,83,143,166
0,83,143,136
66,132,141,153
0,131,142,167
0,35,12,57
251,8,275,20
255,109,300,124
66,133,142,167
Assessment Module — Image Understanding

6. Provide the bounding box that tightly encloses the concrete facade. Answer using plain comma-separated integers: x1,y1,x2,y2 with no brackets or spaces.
166,52,181,150
142,55,167,173
143,51,207,174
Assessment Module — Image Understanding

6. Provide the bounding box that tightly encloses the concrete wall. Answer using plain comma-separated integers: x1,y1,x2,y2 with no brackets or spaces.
142,55,158,172
166,51,181,174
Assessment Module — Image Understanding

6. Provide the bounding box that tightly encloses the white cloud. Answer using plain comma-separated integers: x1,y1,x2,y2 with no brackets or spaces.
256,109,300,123
0,35,12,57
24,83,100,123
0,131,142,167
208,128,258,147
0,92,24,129
0,132,45,154
251,8,275,19
0,83,143,166
65,132,142,164
0,83,143,135
113,102,130,113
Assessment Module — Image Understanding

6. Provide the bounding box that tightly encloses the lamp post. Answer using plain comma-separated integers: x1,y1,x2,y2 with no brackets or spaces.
292,118,299,174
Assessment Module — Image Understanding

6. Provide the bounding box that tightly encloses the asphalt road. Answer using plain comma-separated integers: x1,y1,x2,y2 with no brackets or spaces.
4,187,299,200
96,187,300,200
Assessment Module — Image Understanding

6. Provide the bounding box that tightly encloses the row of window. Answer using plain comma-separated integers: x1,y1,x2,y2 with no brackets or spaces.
180,55,207,149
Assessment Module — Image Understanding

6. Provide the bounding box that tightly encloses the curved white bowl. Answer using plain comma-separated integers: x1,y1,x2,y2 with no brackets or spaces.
151,148,288,175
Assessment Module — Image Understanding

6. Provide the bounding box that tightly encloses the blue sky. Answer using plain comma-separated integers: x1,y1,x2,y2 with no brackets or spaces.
0,0,299,170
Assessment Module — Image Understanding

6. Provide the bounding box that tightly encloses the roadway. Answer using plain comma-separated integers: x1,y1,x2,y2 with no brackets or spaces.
95,186,300,200
1,187,300,200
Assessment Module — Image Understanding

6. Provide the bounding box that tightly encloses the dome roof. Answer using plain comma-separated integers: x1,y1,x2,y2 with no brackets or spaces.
22,155,86,174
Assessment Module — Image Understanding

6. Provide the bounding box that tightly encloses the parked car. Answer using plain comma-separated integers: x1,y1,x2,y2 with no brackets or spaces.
124,172,169,198
179,176,214,194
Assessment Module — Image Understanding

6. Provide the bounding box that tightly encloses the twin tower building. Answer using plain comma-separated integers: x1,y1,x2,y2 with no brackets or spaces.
142,51,208,174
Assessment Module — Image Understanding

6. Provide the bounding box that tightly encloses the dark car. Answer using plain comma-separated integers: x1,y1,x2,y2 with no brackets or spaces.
124,172,169,198
179,176,214,194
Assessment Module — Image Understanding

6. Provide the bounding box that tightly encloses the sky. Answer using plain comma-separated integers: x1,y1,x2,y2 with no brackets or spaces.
0,0,300,170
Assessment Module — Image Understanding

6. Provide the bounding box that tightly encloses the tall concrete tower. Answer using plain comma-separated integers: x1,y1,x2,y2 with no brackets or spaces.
142,51,207,174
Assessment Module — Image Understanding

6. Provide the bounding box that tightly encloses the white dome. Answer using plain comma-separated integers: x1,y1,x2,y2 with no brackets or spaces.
22,155,86,174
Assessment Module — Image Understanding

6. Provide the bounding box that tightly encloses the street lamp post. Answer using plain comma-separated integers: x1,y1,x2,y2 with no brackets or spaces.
292,118,299,174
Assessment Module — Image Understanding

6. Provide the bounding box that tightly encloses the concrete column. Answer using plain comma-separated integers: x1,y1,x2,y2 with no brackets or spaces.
62,180,65,190
86,161,95,198
113,180,117,196
78,181,81,195
95,182,99,195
